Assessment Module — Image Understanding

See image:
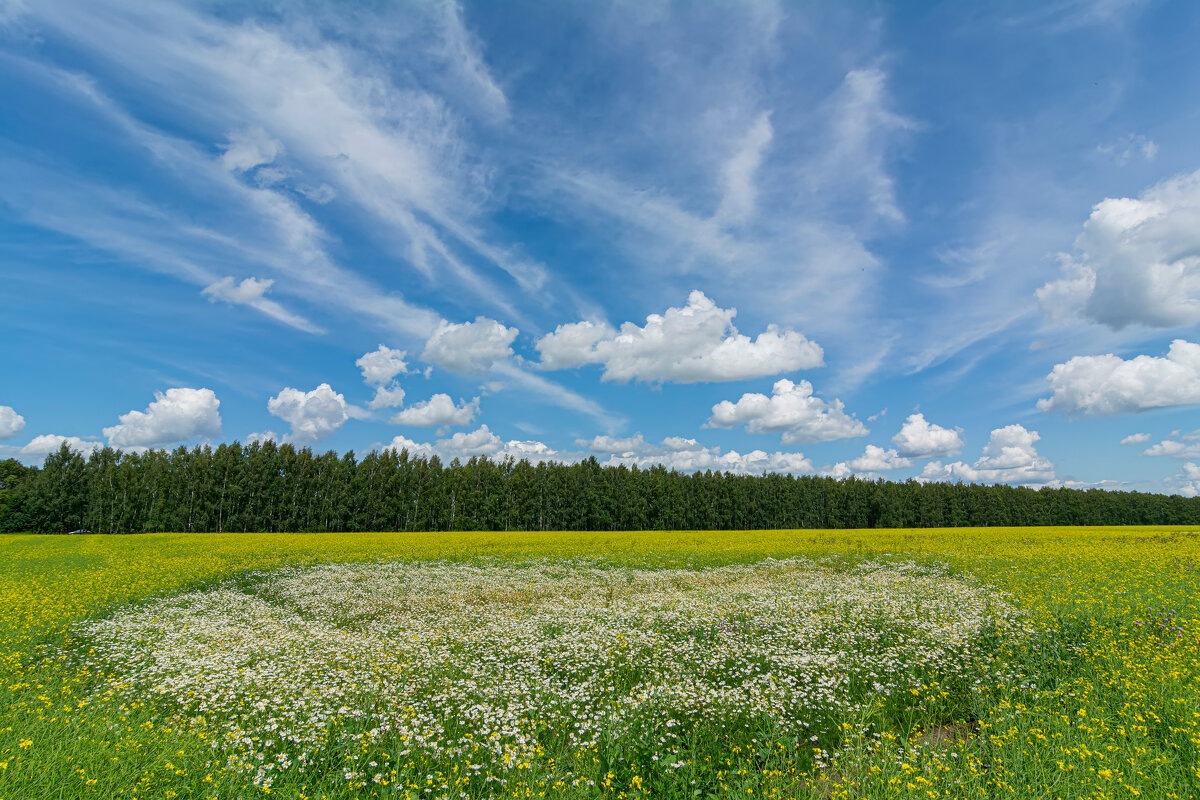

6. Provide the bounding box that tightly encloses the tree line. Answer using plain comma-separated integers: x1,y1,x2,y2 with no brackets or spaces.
2,441,1199,534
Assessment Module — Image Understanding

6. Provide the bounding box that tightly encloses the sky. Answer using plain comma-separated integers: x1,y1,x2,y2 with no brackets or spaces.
2,0,1200,495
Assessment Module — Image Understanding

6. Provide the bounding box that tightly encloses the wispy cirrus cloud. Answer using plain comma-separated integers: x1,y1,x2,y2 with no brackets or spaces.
4,0,556,330
201,276,322,334
0,70,442,340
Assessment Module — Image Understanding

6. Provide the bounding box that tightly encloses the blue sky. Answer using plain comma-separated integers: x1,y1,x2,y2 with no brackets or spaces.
3,0,1200,494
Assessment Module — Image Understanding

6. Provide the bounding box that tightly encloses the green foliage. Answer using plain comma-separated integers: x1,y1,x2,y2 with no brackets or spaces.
0,458,36,532
4,443,1200,533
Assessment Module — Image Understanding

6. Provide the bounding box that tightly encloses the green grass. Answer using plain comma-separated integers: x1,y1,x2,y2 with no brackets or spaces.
0,528,1197,799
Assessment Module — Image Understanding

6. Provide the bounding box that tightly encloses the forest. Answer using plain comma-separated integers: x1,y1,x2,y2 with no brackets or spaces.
2,441,1199,534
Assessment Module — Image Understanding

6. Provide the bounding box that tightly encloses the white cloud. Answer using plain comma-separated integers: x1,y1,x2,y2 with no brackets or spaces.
244,431,277,445
0,406,26,440
845,445,912,472
380,433,435,460
1038,340,1200,415
202,275,274,305
1142,431,1200,459
491,362,625,432
891,413,964,458
1174,462,1200,497
390,394,479,427
431,0,509,121
438,425,504,458
1120,432,1151,446
356,345,410,410
422,317,518,373
536,291,823,383
13,4,515,336
382,425,563,464
8,434,102,462
707,378,868,444
1096,133,1157,166
103,387,221,448
220,127,281,173
368,385,407,410
267,383,362,443
1144,440,1200,459
582,434,655,457
820,68,918,225
391,427,818,475
822,444,912,481
356,345,409,386
1037,169,1200,329
498,439,562,463
581,433,815,476
201,276,322,333
715,111,773,224
297,183,336,204
546,168,881,340
536,320,614,371
919,424,1055,486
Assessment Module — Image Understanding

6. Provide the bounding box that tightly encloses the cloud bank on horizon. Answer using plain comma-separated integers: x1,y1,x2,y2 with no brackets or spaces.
3,0,1200,495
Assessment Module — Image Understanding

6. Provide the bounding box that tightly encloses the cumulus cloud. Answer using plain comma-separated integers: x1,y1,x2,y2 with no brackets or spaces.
581,433,815,476
381,433,436,459
1038,340,1200,415
1037,169,1200,329
1144,440,1200,459
891,413,964,458
357,345,409,386
7,434,102,462
367,385,407,410
390,394,479,427
202,276,321,333
422,317,518,373
920,424,1055,486
1120,432,1151,446
822,445,912,480
534,291,823,384
245,431,278,445
707,378,868,444
0,405,25,440
103,388,221,449
1142,430,1200,459
356,345,410,409
582,434,656,457
267,383,364,443
437,426,506,459
845,445,912,472
383,425,562,464
389,428,818,475
1173,462,1200,497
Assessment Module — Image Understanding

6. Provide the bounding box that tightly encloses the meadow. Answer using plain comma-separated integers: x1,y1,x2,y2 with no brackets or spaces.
0,527,1197,799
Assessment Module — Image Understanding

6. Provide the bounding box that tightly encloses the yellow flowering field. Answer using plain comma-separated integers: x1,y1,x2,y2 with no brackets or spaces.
0,527,1197,799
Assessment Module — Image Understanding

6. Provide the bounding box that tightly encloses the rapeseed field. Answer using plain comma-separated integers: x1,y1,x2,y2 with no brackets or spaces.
0,527,1197,799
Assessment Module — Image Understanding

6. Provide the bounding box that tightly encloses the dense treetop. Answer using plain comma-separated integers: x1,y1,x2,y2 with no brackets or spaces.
3,442,1199,535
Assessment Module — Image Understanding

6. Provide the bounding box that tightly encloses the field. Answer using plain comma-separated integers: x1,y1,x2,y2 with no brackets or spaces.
0,528,1197,799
